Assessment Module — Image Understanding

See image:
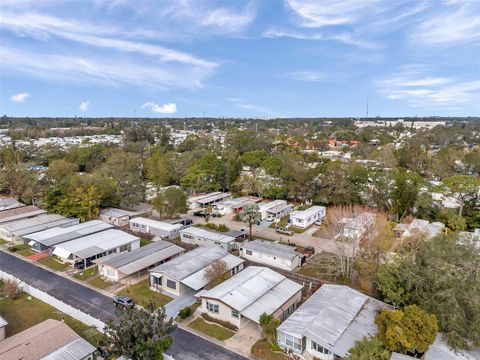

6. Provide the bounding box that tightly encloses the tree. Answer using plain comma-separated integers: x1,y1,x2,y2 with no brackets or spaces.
242,150,267,168
204,260,230,289
443,175,480,216
375,234,480,349
104,302,175,360
56,186,101,222
152,187,188,218
346,337,390,360
375,305,438,354
315,205,375,282
239,203,261,240
46,159,78,183
390,169,421,221
180,153,225,192
259,313,280,343
146,151,174,193
262,156,283,177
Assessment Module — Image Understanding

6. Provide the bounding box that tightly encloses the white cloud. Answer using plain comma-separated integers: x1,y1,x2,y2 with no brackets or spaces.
142,102,177,114
263,27,380,48
285,0,385,28
375,68,480,109
200,5,256,33
0,46,212,89
79,100,90,111
10,92,30,103
286,71,326,82
410,1,480,47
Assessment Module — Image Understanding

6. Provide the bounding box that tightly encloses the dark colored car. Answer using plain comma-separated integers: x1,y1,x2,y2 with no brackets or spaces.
193,210,210,217
113,296,135,309
73,259,92,269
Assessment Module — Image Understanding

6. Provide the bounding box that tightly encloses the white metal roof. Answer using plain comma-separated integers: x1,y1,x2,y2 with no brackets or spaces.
290,206,326,220
52,229,139,260
277,284,388,357
25,220,113,247
188,192,222,203
94,240,184,275
2,214,77,236
241,240,299,261
0,198,24,212
198,266,302,323
129,217,183,231
40,338,96,360
423,334,480,360
258,200,287,211
181,227,235,244
196,192,231,205
0,205,47,224
150,245,244,290
100,207,144,218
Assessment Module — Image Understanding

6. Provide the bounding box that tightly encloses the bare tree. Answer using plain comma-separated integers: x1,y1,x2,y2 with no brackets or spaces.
204,260,230,289
315,205,377,282
1,279,22,299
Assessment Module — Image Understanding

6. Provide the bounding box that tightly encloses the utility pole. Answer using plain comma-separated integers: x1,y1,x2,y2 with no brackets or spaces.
366,97,369,118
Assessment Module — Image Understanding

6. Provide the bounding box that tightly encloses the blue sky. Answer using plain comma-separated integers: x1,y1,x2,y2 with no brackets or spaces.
1,0,479,118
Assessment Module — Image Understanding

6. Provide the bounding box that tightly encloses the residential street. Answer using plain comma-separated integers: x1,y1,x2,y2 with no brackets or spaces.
0,251,247,360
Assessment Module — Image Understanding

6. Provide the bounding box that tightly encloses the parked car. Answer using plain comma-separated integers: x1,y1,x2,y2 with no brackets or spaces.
193,210,210,217
113,296,135,309
266,215,275,222
74,259,92,269
276,227,293,236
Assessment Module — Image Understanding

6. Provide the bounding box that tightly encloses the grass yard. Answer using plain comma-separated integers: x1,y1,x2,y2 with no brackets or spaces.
88,276,111,289
0,239,8,245
140,238,152,247
188,317,235,341
73,267,97,280
0,292,103,346
269,216,289,229
251,340,289,360
17,248,36,257
119,279,172,307
288,225,308,234
37,256,69,271
8,244,36,257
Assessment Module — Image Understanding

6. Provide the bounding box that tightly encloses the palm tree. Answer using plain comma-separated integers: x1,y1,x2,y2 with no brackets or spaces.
240,203,261,240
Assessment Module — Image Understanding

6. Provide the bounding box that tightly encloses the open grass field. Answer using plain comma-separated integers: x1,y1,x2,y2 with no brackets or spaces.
188,317,235,341
0,292,103,346
118,279,172,307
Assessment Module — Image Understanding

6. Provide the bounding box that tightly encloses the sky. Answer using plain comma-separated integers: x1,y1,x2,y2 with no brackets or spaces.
1,0,480,118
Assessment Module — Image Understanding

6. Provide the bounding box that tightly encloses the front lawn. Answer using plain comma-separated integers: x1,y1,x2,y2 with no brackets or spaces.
0,239,8,245
8,244,35,257
269,216,289,229
140,238,152,247
73,267,97,280
88,276,111,289
251,340,289,360
288,225,308,234
118,279,172,307
0,292,103,346
188,317,235,341
37,256,69,271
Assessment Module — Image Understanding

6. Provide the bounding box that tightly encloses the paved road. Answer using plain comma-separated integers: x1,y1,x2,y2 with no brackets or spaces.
0,251,247,360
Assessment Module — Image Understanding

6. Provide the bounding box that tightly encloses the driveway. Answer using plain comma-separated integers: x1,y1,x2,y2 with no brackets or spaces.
165,292,196,319
0,251,247,360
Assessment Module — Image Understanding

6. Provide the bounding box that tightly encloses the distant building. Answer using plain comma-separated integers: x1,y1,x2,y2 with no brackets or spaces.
180,226,236,251
149,245,244,297
129,217,184,239
0,319,96,360
240,240,302,271
188,192,232,209
0,205,47,226
95,240,184,282
0,198,24,212
290,206,326,228
99,207,150,227
393,219,445,239
196,266,302,328
212,196,261,216
258,200,292,221
277,284,389,359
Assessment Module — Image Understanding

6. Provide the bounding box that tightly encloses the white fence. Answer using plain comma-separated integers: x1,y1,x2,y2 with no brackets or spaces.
0,269,106,333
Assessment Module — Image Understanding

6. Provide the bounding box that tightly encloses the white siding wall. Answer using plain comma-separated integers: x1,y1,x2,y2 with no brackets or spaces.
240,249,300,271
305,338,335,360
200,298,243,328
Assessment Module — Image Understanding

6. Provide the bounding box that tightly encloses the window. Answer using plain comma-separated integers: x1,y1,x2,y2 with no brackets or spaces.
183,234,194,240
119,244,130,252
232,309,239,318
151,276,162,286
166,279,176,289
207,301,219,314
246,250,253,255
284,333,302,351
311,341,331,355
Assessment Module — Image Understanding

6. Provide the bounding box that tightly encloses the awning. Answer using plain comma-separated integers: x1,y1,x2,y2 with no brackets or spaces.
52,247,72,260
28,240,36,246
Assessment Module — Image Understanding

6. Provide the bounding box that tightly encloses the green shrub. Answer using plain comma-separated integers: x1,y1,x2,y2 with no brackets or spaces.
179,306,192,319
